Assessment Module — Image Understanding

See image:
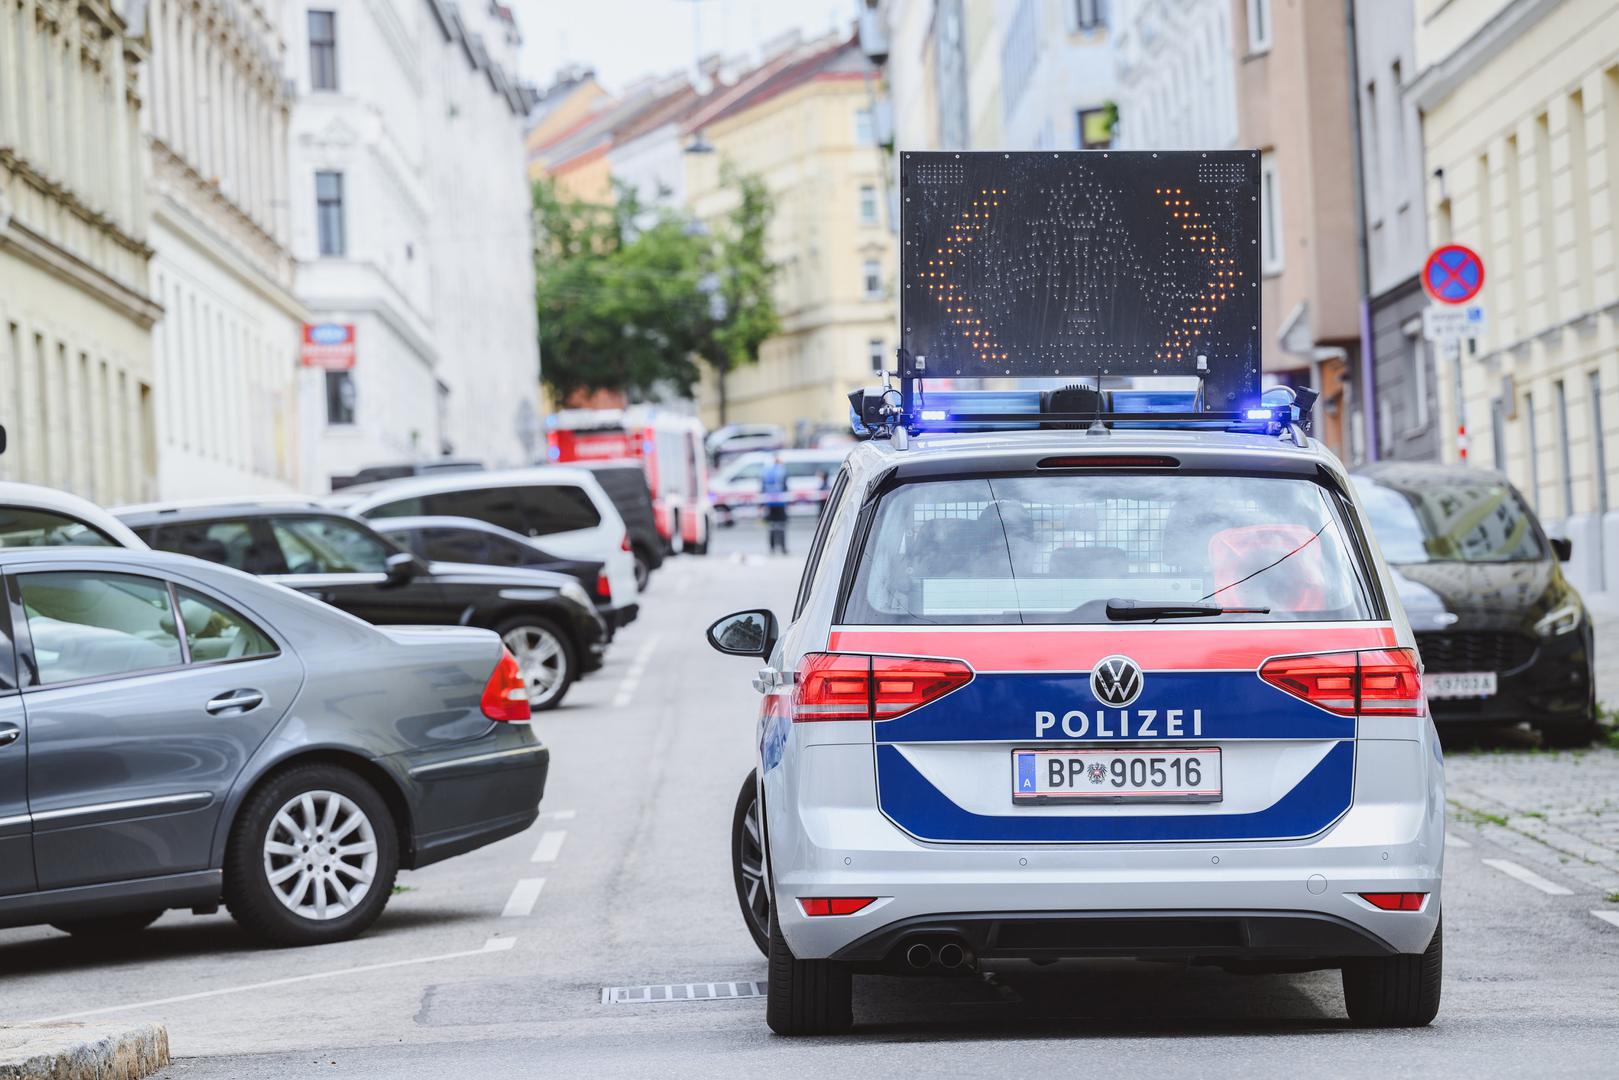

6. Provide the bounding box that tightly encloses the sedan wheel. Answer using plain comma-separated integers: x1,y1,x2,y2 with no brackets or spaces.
263,790,378,922
500,619,574,710
732,769,770,956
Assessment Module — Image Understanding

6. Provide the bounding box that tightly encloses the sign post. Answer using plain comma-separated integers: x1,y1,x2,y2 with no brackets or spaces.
1421,244,1486,463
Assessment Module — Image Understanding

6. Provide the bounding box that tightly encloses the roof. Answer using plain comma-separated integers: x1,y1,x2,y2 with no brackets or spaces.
339,466,606,511
115,501,355,529
1,481,148,548
695,34,871,131
1353,461,1510,487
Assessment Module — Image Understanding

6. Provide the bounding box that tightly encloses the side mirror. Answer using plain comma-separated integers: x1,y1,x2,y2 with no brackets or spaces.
707,609,778,658
1549,536,1572,562
384,550,421,585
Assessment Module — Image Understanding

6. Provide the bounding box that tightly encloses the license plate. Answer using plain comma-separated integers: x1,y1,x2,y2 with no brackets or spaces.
1426,672,1497,699
1012,748,1222,804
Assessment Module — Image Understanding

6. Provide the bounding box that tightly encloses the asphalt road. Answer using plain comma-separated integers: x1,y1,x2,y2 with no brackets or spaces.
3,517,1617,1078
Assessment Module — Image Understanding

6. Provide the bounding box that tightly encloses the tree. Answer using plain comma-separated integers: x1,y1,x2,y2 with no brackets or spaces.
531,168,779,416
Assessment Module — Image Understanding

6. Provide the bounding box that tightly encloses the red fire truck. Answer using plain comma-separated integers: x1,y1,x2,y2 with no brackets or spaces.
545,408,712,555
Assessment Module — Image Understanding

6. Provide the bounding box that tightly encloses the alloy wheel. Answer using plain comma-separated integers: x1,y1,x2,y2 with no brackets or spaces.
503,625,568,706
738,789,770,941
262,790,378,921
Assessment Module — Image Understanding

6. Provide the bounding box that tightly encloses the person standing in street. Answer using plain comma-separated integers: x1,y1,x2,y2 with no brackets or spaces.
762,454,789,555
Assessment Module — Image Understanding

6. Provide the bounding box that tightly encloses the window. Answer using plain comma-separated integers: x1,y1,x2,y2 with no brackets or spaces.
1555,379,1573,516
793,468,851,619
423,489,531,534
325,370,355,425
315,170,345,256
308,10,338,91
1260,151,1283,274
854,107,875,146
858,184,878,225
0,509,115,548
175,587,277,663
843,475,1373,625
379,485,601,537
1072,0,1107,31
417,527,492,565
868,338,886,373
270,517,392,574
1591,371,1608,515
154,520,284,575
1353,477,1546,564
1077,107,1112,149
19,572,183,684
1246,0,1271,53
514,485,603,535
862,259,883,299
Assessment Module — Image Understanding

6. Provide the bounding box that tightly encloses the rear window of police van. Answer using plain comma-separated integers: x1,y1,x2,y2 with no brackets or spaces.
841,474,1376,625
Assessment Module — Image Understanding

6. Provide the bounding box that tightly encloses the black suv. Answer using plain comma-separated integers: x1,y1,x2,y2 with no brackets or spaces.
118,504,606,710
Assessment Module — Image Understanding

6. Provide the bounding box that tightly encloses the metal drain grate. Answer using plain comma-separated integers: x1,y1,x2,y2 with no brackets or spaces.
602,980,766,1005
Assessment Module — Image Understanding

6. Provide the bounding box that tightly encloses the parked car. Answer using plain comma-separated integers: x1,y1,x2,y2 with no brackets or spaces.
336,468,641,625
573,461,665,590
0,547,547,945
0,481,147,549
116,503,605,710
371,515,616,626
706,423,786,468
1353,462,1597,746
709,449,848,526
329,458,485,491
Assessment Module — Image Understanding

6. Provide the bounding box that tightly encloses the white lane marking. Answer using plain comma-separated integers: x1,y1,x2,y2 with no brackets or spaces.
1591,911,1619,930
1482,858,1573,896
501,877,547,917
610,634,661,708
531,829,567,863
540,808,576,821
1445,833,1472,849
27,936,516,1024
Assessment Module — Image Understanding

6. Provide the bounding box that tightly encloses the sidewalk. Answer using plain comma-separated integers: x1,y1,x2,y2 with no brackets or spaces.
1587,591,1619,712
0,1023,168,1080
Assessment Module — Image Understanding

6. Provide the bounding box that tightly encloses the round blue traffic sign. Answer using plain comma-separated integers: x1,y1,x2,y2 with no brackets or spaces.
1423,244,1485,305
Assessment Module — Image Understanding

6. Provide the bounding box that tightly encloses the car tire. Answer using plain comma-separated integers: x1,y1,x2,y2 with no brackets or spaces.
224,764,399,948
766,906,853,1035
50,909,164,938
498,616,576,711
1341,917,1442,1027
632,547,652,593
732,769,770,957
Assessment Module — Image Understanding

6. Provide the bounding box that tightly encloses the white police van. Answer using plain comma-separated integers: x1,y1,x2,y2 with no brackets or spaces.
707,151,1443,1036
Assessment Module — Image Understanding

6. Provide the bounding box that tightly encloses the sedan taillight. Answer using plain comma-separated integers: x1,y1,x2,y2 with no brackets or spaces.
595,571,612,601
481,649,531,722
793,653,973,722
1259,648,1423,717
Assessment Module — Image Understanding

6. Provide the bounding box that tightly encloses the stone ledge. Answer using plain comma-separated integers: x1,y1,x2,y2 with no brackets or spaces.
0,1023,169,1080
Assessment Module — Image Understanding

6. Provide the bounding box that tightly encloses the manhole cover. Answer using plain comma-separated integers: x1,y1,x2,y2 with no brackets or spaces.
602,980,766,1005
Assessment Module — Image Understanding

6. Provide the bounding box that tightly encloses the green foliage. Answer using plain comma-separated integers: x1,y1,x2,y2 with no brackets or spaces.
532,169,780,405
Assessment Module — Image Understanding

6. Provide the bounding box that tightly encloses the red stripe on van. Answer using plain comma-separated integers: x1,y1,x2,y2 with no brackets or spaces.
827,625,1399,672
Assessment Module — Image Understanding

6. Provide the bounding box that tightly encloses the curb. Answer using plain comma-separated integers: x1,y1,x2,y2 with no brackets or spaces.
0,1024,170,1080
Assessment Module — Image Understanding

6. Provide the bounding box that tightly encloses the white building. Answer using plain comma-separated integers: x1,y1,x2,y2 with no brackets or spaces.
284,0,538,488
143,0,306,498
999,0,1117,151
0,0,161,503
1113,0,1238,151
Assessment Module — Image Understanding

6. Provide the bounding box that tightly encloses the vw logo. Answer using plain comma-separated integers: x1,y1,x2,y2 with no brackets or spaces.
1091,655,1144,707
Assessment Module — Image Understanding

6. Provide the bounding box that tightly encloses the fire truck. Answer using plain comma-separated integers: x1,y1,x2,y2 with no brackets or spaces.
545,407,712,555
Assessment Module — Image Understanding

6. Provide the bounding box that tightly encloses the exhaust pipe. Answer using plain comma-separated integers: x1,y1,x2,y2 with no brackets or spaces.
936,942,966,969
904,942,934,969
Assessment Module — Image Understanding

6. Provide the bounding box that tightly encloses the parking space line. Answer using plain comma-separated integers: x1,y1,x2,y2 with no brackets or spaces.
502,877,547,917
26,936,517,1024
610,634,661,708
1445,833,1472,848
1592,911,1619,930
532,830,567,863
1482,858,1573,896
540,809,576,820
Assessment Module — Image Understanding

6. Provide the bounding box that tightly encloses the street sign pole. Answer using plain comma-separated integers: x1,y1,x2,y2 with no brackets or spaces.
1421,244,1487,466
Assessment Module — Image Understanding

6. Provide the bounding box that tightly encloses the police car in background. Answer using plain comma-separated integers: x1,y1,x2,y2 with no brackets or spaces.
709,388,1443,1034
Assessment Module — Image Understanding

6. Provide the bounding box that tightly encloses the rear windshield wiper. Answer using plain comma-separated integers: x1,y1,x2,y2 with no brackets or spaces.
1105,599,1271,621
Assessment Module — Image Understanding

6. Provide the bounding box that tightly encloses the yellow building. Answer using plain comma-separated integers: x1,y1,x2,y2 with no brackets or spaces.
686,36,896,434
525,69,607,183
1412,0,1619,591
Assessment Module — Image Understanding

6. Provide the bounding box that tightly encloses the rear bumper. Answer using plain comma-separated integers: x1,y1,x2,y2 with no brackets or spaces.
609,602,640,629
393,734,549,870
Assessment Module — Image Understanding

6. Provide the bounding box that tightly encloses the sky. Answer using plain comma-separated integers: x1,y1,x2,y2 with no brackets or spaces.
509,0,855,93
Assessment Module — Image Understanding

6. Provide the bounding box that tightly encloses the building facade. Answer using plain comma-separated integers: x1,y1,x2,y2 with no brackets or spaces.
143,0,305,498
1352,0,1435,463
687,36,897,434
284,0,538,487
1114,0,1238,151
1411,0,1619,594
0,0,161,503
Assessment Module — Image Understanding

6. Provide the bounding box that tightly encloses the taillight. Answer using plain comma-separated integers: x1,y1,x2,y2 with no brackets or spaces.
1259,648,1423,717
481,649,531,722
793,653,972,722
620,533,632,552
798,897,876,916
1360,892,1427,911
594,571,612,600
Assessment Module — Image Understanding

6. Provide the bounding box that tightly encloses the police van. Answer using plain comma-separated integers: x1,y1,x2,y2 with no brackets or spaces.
706,152,1443,1035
